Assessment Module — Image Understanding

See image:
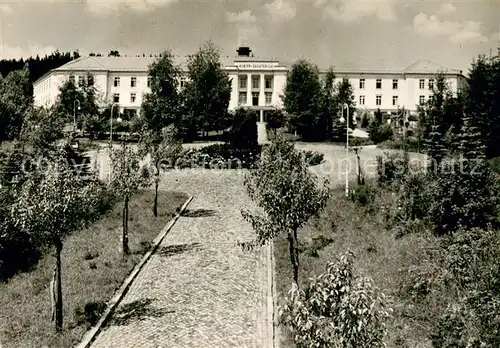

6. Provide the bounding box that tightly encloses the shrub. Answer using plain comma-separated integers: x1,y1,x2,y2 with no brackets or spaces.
74,300,107,327
350,183,374,206
279,251,391,348
179,143,261,169
376,151,410,187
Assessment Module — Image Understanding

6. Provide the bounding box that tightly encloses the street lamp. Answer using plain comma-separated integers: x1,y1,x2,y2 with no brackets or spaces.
73,100,81,133
109,103,122,147
339,103,350,198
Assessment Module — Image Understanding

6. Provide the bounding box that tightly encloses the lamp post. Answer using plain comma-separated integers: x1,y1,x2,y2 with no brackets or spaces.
109,103,122,147
73,100,81,133
339,103,350,197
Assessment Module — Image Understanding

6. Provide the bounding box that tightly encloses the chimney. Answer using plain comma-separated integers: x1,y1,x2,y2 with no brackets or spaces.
236,47,251,57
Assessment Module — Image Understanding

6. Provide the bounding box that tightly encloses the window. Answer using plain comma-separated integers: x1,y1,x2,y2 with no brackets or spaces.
429,95,434,102
78,76,84,87
87,76,94,86
376,95,382,106
392,96,398,106
393,79,398,90
130,93,136,103
252,92,259,106
239,76,247,89
359,79,365,89
147,77,152,88
113,93,120,103
131,77,137,87
419,95,425,105
343,78,349,84
265,76,273,89
376,79,382,89
419,79,425,89
69,75,75,84
114,77,120,87
359,95,365,105
180,77,186,88
238,92,247,105
265,92,272,105
252,76,259,89
429,79,434,90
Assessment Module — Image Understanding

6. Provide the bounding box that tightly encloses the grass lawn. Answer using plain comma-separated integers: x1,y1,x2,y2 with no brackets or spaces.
0,189,188,348
274,186,436,348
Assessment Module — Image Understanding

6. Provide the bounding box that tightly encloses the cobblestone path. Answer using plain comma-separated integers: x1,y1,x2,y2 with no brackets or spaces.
90,170,272,348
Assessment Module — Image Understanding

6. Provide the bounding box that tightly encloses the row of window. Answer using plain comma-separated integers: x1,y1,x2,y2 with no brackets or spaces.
113,93,137,104
70,75,188,89
238,92,273,106
356,78,435,90
358,94,433,106
238,75,274,90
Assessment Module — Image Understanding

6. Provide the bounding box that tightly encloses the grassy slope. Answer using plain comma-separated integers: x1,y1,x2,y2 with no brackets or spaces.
0,189,188,348
274,187,436,348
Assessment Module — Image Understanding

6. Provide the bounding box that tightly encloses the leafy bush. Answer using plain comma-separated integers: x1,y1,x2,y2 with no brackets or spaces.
350,183,375,206
488,156,500,176
376,151,410,187
74,300,107,327
280,251,391,348
377,136,420,152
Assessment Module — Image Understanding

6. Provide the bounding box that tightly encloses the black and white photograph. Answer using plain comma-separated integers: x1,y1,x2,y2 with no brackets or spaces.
0,0,499,347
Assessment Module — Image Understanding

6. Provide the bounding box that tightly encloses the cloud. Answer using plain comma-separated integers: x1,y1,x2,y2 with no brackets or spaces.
85,0,177,14
437,3,456,15
0,43,58,60
226,10,256,24
413,13,488,44
314,0,397,23
264,0,296,22
0,4,13,15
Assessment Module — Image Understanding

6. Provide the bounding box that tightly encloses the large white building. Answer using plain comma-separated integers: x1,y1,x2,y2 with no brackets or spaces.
33,46,467,121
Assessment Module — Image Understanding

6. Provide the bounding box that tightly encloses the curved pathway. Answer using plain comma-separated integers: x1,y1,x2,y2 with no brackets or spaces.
88,169,273,348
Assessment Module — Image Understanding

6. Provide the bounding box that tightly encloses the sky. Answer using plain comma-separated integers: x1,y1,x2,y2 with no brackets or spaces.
0,0,499,74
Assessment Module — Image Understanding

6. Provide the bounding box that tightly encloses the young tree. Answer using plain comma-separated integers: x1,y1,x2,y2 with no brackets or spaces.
182,41,232,138
242,137,329,286
230,107,258,149
266,108,285,139
109,143,151,255
21,106,65,156
0,68,33,141
138,125,182,217
140,50,181,137
10,153,101,331
319,68,337,140
283,60,322,141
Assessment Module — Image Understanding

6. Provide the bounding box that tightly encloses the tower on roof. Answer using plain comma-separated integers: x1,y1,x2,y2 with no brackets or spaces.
236,47,252,57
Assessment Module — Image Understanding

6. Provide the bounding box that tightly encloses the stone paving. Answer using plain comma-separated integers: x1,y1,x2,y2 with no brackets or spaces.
89,169,271,348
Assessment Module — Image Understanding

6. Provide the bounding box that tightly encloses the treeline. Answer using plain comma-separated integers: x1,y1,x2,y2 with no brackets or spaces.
0,50,79,87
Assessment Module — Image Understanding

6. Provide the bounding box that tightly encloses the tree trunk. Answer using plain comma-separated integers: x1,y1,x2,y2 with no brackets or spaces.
287,228,300,287
54,236,63,331
122,196,130,255
154,178,159,217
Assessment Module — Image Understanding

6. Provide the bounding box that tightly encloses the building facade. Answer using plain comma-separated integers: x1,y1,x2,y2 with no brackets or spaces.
33,46,467,121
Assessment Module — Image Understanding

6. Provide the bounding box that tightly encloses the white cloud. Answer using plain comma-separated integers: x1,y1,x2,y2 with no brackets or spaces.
0,4,13,15
413,13,488,44
85,0,177,14
437,3,456,15
226,10,256,24
314,0,397,23
264,0,296,22
0,43,58,60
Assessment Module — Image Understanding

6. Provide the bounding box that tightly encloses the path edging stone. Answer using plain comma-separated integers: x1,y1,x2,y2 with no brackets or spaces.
76,195,194,348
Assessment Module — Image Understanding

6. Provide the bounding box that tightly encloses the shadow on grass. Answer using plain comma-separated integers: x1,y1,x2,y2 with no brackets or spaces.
157,243,202,257
107,298,174,326
181,209,217,217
